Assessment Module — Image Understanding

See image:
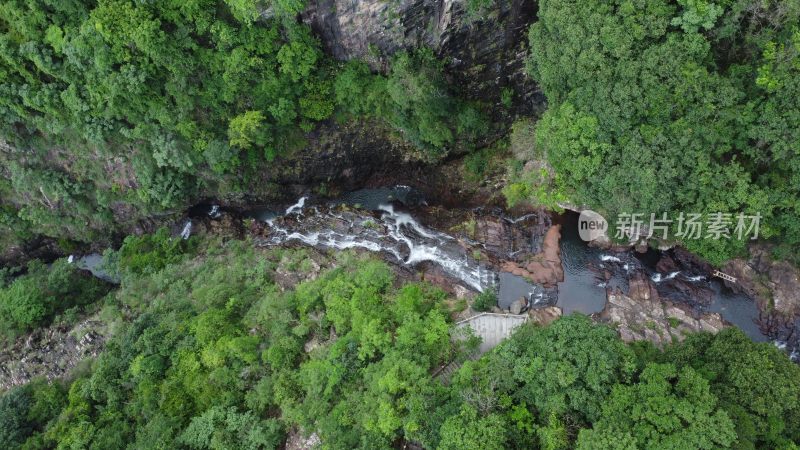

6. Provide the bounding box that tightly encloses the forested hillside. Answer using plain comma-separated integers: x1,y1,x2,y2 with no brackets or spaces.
2,0,798,266
506,0,800,264
1,235,798,449
1,0,800,449
0,0,487,257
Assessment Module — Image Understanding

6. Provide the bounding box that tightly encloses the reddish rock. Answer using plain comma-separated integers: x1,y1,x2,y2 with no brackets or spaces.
500,225,564,287
656,254,679,273
627,271,659,302
528,306,562,326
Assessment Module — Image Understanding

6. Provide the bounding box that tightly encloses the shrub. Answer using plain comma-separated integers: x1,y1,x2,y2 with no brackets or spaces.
116,227,196,276
0,260,109,340
472,288,497,312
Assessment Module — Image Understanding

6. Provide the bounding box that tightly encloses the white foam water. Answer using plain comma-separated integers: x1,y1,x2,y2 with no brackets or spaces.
600,255,622,263
261,199,489,292
285,197,307,215
504,213,538,224
773,341,798,361
651,271,680,283
180,220,192,240
209,205,221,218
531,291,547,305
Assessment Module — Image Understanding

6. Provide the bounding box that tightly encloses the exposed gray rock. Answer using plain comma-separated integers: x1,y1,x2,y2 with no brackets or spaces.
0,315,108,391
510,297,526,315
725,245,800,316
604,290,726,346
601,273,726,347
528,305,562,326
285,428,321,450
302,0,544,116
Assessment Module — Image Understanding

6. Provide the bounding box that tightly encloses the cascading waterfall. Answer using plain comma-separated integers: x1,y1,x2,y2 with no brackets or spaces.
61,190,800,363
378,204,489,291
285,197,307,215
179,220,192,240
259,199,491,292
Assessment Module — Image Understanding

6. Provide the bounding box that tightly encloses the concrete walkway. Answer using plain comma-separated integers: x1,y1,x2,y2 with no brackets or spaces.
456,313,528,354
435,313,529,384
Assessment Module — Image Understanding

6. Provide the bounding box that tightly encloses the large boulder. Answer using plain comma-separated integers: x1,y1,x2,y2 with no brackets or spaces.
528,306,562,326
724,245,800,316
500,225,564,287
602,290,726,346
510,297,527,315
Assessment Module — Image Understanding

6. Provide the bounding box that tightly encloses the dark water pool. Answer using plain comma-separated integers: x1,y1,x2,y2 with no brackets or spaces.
557,214,628,315
555,213,769,343
497,272,555,310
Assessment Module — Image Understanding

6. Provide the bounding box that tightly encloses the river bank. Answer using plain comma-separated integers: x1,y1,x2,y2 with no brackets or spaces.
2,183,798,390
187,187,799,358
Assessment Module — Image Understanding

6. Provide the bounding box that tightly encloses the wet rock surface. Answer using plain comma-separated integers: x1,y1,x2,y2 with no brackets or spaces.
0,315,107,390
600,271,726,346
177,201,800,361
724,245,800,316
500,224,564,287
723,247,800,357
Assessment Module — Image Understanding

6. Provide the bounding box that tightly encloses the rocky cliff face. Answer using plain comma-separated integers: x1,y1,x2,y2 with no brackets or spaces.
723,245,800,351
724,245,800,317
217,0,547,206
303,0,544,116
2,1,547,267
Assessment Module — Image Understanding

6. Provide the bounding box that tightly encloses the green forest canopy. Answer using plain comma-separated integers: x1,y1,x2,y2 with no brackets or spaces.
0,0,486,251
0,235,798,449
506,0,800,265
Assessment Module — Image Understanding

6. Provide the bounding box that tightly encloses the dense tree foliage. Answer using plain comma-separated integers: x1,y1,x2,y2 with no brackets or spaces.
508,0,800,264
0,258,110,341
0,239,477,448
114,226,196,277
0,379,66,448
334,50,489,159
659,328,800,449
1,233,798,448
577,363,737,449
0,0,331,168
0,0,335,250
0,1,489,255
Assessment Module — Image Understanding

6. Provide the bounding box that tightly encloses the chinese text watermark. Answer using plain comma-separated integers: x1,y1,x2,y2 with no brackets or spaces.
578,210,761,242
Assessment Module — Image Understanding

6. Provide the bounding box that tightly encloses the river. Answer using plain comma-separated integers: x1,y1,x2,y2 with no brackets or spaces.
78,185,799,361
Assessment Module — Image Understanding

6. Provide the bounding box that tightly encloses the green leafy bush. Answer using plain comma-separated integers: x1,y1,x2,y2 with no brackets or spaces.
116,227,196,276
0,259,110,339
334,50,489,159
2,239,799,449
513,0,800,264
472,288,497,312
0,0,337,247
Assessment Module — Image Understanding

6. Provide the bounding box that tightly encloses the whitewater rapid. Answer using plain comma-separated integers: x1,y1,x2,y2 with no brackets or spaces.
260,201,492,292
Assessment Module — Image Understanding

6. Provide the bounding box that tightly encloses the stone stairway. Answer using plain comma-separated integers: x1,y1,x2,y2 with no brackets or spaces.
434,312,529,383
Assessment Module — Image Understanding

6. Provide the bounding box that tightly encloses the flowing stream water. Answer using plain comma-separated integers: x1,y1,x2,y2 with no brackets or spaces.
72,186,798,361
557,214,771,342
256,189,493,292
